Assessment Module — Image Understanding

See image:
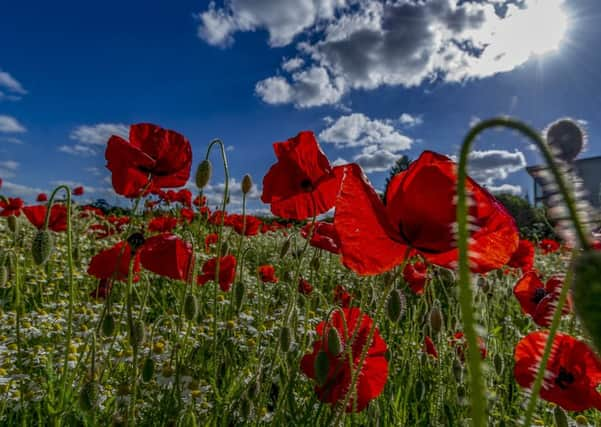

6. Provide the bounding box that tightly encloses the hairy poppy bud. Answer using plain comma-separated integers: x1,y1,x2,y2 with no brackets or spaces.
79,380,98,412
314,350,330,386
234,281,245,311
241,174,253,195
386,289,404,323
247,378,260,399
102,314,116,337
142,357,155,382
572,251,601,352
183,294,198,321
32,230,53,265
279,326,292,352
7,215,18,233
452,358,463,382
327,327,342,356
279,239,290,259
553,407,569,427
129,320,146,349
240,396,252,418
546,118,585,163
428,301,443,335
195,159,212,189
0,265,7,287
493,353,504,375
310,256,320,271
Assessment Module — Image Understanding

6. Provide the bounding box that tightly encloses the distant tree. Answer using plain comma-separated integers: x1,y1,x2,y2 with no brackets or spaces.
493,192,555,241
383,155,412,203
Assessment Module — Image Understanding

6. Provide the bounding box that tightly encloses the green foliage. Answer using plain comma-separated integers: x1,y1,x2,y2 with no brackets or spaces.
493,193,555,240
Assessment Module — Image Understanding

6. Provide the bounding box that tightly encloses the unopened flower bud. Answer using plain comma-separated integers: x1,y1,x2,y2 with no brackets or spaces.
7,215,18,234
32,230,53,265
241,174,253,195
102,314,116,337
314,350,330,386
142,357,155,382
280,239,290,259
327,327,342,356
195,159,212,189
386,289,404,323
79,380,99,412
279,326,292,352
428,301,443,335
183,294,198,321
234,281,245,311
129,320,146,349
310,256,320,271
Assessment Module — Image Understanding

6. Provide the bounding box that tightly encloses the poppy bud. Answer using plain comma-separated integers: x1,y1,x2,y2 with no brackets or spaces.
129,320,146,349
240,396,252,418
195,159,212,189
102,313,116,337
142,357,155,382
234,281,245,311
0,265,7,287
428,301,443,335
572,250,601,352
241,174,253,195
127,232,145,253
546,118,585,163
452,358,463,382
493,353,504,375
247,378,260,399
221,241,229,256
553,407,569,427
279,326,292,353
72,246,80,263
32,230,53,265
310,256,320,271
314,350,330,386
386,289,404,323
279,239,290,259
183,294,198,321
414,380,426,400
327,327,342,356
7,215,18,233
79,380,98,412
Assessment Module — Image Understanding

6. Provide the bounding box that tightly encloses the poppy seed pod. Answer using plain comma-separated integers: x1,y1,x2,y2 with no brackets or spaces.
428,301,443,335
183,294,198,321
195,159,212,189
102,314,116,337
32,230,53,265
314,350,330,386
234,281,245,311
546,118,586,163
79,380,99,412
279,326,292,352
327,327,342,356
572,250,601,352
142,357,155,382
241,174,253,195
386,289,404,323
129,320,146,349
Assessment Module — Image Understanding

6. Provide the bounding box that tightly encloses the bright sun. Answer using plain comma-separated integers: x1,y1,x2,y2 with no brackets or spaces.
512,0,569,55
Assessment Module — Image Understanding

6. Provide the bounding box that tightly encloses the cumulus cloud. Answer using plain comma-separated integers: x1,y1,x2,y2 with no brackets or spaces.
60,123,128,156
465,149,527,185
0,69,27,100
0,160,19,178
1,181,45,197
399,113,424,128
353,148,398,173
0,115,26,133
487,183,522,196
199,0,567,108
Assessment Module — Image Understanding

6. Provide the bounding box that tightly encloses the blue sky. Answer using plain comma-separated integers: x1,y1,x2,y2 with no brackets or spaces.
1,0,600,213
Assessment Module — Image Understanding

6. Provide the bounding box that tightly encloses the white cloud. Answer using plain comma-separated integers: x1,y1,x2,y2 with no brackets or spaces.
319,113,412,151
399,113,423,128
353,148,398,173
1,180,44,197
201,0,568,108
0,160,19,178
60,123,128,156
0,69,27,98
0,115,26,133
466,149,526,185
487,183,522,195
0,136,24,145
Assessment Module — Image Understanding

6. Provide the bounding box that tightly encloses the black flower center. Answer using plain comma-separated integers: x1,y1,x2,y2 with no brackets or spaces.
531,288,547,304
555,367,575,390
127,232,146,253
300,179,313,192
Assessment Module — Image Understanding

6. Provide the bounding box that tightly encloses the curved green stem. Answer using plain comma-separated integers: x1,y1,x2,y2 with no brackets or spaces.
456,117,590,427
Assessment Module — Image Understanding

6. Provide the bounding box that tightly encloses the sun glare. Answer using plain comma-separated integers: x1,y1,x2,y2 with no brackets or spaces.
513,0,569,56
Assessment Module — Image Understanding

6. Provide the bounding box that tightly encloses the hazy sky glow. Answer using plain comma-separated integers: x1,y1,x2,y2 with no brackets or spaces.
1,0,600,212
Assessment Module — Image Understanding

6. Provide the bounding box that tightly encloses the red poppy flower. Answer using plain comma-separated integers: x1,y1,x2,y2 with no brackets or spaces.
208,210,227,226
514,331,601,411
139,233,192,281
148,215,178,233
0,197,23,217
80,205,104,218
513,272,572,327
539,239,561,254
22,204,68,232
424,336,438,359
105,123,192,197
180,207,194,223
451,331,487,361
301,222,341,254
36,193,48,202
261,131,344,220
403,261,428,295
204,233,218,253
90,279,113,300
193,195,206,207
73,186,84,196
334,152,519,276
334,285,352,308
226,214,262,236
298,278,314,295
87,241,140,282
300,307,388,412
258,264,278,283
507,239,535,272
197,255,237,291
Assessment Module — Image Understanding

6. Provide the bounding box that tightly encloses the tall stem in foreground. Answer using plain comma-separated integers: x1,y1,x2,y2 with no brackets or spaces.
456,118,590,427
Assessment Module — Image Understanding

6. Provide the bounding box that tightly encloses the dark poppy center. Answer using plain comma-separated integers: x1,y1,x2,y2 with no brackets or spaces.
531,288,547,304
127,232,146,253
555,367,575,389
300,178,313,192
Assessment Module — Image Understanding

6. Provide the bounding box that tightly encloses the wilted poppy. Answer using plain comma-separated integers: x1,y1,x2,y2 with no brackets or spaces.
0,197,23,217
507,239,535,272
258,264,278,283
301,222,341,254
22,204,68,232
403,261,428,295
334,151,519,275
261,131,343,220
198,255,237,291
300,307,388,412
139,233,192,281
514,331,601,411
87,241,140,282
513,272,571,327
105,123,192,197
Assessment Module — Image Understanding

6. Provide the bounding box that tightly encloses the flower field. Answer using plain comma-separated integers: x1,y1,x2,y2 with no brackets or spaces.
1,120,600,426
